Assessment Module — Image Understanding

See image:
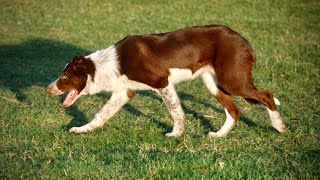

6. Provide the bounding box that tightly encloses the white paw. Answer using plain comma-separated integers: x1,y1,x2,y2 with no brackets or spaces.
272,121,287,133
69,126,92,134
165,131,183,137
208,131,226,138
274,98,280,106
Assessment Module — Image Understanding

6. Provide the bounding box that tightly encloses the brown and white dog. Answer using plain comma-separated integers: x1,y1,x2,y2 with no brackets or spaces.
46,25,287,137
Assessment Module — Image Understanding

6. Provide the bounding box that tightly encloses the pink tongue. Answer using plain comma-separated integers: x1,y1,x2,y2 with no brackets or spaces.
62,90,78,107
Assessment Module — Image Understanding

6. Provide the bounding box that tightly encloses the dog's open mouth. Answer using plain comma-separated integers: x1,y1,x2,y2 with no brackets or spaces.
62,89,79,107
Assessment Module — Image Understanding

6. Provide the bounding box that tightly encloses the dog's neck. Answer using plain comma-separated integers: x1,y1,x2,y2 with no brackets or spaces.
84,45,120,94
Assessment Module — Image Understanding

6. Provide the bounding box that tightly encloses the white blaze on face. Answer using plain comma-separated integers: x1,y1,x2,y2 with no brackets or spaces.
63,63,69,70
46,79,63,95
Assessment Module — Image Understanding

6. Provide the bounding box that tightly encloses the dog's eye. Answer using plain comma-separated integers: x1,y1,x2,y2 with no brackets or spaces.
61,75,68,80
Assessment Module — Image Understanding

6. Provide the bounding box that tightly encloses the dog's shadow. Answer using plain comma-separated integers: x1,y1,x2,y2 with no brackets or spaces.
123,91,257,134
63,89,258,135
64,104,88,130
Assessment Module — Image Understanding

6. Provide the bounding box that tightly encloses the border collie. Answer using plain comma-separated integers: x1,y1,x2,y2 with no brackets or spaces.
46,25,286,137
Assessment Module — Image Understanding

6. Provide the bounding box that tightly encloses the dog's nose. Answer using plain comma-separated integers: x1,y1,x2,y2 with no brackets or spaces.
45,82,63,96
46,84,56,95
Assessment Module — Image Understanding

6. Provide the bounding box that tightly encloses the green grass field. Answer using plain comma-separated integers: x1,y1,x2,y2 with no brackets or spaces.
1,0,319,179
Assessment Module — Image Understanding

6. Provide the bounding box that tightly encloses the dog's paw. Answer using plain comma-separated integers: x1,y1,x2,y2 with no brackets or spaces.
69,126,93,134
272,121,287,133
165,131,183,138
69,127,82,134
208,131,226,138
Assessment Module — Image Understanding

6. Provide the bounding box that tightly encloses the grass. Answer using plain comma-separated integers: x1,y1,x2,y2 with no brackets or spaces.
0,0,319,179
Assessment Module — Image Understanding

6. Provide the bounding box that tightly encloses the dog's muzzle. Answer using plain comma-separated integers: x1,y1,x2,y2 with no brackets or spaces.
46,80,63,95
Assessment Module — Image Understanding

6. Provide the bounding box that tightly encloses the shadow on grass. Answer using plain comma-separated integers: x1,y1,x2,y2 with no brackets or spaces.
0,38,91,100
0,38,91,128
0,38,259,134
179,92,222,132
123,104,173,134
97,91,172,134
135,90,259,134
181,92,260,129
64,105,89,130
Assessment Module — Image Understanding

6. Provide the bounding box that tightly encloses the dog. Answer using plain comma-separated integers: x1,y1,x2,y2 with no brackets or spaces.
46,25,287,137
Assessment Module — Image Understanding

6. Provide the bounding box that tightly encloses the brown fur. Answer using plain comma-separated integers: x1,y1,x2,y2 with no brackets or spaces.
115,25,278,114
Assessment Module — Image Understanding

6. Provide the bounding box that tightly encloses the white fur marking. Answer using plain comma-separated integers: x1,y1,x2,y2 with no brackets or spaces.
266,108,286,133
47,79,63,95
69,90,130,134
63,63,69,70
274,98,280,106
168,68,193,84
83,45,121,95
201,71,219,95
208,109,235,137
116,75,153,91
168,67,210,85
158,84,185,137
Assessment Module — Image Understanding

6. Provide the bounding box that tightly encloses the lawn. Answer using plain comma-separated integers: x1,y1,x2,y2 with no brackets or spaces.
0,0,319,179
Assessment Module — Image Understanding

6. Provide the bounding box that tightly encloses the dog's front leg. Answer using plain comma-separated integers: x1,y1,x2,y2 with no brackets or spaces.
158,84,185,137
69,90,133,134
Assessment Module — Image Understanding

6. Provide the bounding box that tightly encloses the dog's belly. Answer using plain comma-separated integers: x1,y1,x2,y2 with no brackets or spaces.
105,66,215,91
111,66,214,92
168,67,211,84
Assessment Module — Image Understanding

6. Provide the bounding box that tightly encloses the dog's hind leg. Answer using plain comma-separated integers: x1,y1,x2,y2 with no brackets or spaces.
158,83,185,137
245,89,287,133
69,90,135,134
202,72,240,137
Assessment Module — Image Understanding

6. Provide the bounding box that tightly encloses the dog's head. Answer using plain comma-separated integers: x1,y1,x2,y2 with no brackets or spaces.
46,55,95,107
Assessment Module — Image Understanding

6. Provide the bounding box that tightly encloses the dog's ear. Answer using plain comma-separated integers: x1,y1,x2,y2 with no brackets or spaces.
70,55,87,72
70,55,95,78
75,56,88,73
